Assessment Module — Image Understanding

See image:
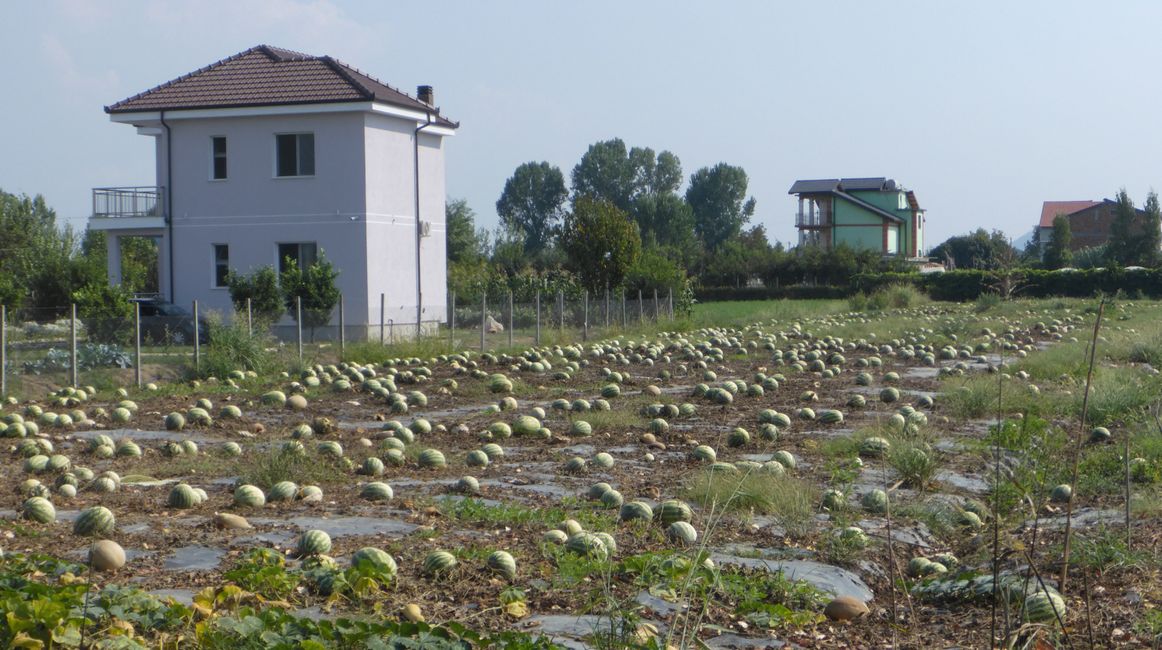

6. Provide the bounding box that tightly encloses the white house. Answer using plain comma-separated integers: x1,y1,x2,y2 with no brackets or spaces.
90,45,458,338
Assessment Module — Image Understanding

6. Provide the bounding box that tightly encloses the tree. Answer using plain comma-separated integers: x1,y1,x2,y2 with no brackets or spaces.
446,198,489,263
227,266,284,323
929,229,1014,270
1108,189,1161,267
281,253,340,340
571,139,636,211
72,282,134,344
559,196,642,294
496,162,568,257
685,163,756,251
1042,215,1073,269
630,193,699,264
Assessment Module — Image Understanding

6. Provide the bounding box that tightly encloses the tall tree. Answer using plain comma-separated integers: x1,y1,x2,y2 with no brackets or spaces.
631,193,699,261
1042,215,1073,269
571,139,636,211
445,198,489,263
1144,191,1162,267
1107,189,1138,267
685,163,756,251
496,162,568,257
559,196,642,294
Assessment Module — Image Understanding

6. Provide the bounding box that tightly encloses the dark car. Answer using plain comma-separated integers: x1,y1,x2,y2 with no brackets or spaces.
131,298,210,345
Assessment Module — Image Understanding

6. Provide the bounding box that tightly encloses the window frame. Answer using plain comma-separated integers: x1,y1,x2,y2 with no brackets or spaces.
210,136,228,180
274,132,315,178
212,243,230,289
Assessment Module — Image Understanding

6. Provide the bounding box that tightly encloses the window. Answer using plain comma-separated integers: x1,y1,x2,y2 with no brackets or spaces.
211,136,227,180
276,133,315,177
278,242,318,275
213,244,229,287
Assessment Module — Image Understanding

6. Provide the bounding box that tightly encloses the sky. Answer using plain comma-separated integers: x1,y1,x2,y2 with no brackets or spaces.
4,0,1162,250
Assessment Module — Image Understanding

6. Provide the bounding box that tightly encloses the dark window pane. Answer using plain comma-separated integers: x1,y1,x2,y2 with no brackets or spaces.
212,137,226,156
299,134,315,176
213,156,227,180
278,243,298,274
276,134,297,176
301,243,317,268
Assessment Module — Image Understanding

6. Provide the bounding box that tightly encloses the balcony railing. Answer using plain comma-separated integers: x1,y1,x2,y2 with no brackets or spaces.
794,211,829,228
92,186,165,219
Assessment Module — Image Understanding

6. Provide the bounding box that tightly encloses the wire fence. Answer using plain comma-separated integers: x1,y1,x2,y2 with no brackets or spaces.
0,288,675,399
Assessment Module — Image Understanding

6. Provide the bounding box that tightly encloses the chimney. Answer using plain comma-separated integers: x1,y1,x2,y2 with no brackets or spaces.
417,85,434,106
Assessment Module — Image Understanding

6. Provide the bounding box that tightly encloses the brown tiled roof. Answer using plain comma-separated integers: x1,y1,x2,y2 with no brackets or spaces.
106,45,457,127
1039,200,1099,227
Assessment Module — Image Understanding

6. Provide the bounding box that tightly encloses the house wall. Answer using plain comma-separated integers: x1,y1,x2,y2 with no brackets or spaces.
1065,203,1117,251
362,114,448,331
831,196,885,251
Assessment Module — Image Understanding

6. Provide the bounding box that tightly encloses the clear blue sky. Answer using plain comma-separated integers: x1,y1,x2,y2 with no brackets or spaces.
4,0,1161,249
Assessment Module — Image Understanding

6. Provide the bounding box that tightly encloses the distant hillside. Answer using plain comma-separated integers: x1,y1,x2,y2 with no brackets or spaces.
1012,229,1035,250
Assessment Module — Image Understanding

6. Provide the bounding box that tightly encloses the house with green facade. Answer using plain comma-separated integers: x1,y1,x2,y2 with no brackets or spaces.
789,177,926,258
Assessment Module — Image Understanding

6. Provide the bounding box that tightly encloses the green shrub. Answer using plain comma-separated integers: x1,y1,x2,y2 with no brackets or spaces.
73,282,134,344
199,316,276,379
227,266,284,324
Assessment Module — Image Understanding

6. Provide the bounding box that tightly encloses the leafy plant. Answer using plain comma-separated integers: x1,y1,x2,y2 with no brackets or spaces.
281,253,340,340
227,265,284,324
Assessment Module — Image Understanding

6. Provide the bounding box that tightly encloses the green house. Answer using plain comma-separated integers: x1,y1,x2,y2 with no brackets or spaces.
789,177,926,257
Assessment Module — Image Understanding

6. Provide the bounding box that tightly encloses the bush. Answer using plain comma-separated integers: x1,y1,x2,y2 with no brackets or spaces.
227,266,284,324
198,316,276,379
72,283,133,344
281,254,340,339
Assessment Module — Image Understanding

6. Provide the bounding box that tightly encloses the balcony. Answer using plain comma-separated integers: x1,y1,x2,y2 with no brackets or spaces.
89,187,166,231
794,211,830,229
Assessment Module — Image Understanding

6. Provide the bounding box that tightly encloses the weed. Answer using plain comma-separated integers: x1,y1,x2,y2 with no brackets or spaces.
1066,527,1157,572
196,317,279,380
887,439,942,490
239,447,349,489
684,469,817,537
974,292,1002,313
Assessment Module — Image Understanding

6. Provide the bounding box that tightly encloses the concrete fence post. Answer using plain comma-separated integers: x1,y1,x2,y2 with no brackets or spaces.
296,296,303,363
246,298,252,337
338,293,345,360
70,304,78,388
380,293,386,344
638,289,644,322
0,305,6,398
508,291,514,348
583,291,589,342
192,300,200,374
668,288,674,320
653,289,659,322
535,290,541,345
480,293,487,351
134,302,141,389
558,291,564,332
604,286,610,328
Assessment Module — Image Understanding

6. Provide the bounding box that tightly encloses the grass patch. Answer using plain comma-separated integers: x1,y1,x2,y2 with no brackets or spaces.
440,496,614,532
1066,527,1157,572
238,446,350,489
684,469,817,537
886,439,942,491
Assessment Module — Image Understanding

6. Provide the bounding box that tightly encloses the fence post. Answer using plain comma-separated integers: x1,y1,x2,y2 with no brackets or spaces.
296,296,303,364
338,293,345,360
192,300,200,374
621,289,627,328
508,291,514,348
246,298,252,337
0,304,6,398
134,302,141,389
668,288,674,320
558,291,564,332
604,286,609,328
535,290,541,345
638,289,644,322
583,291,589,342
653,289,659,322
480,294,487,351
380,293,386,344
70,303,78,388
450,291,456,347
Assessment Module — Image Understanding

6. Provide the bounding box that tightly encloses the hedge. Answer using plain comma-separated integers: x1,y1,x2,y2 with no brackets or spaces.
698,267,1162,304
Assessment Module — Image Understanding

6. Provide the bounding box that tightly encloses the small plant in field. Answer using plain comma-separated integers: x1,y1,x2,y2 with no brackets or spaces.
887,439,941,490
685,470,817,537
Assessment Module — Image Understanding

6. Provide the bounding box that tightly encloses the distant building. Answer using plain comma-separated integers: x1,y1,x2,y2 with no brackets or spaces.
788,177,925,257
1034,199,1148,252
90,45,458,338
1034,201,1099,252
